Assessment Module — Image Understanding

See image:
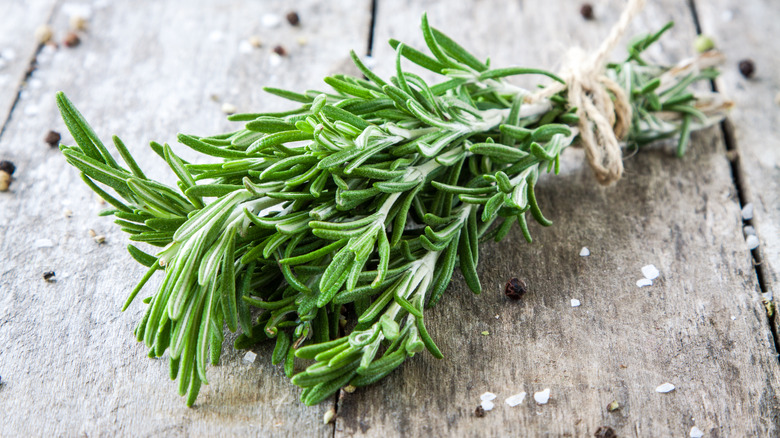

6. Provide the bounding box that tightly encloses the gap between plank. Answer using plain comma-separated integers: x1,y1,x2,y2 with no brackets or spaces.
366,0,379,56
686,0,780,357
0,1,61,143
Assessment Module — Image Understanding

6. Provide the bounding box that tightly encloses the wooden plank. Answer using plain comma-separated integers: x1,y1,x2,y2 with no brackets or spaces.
693,0,780,294
0,0,371,435
332,0,780,436
0,0,57,127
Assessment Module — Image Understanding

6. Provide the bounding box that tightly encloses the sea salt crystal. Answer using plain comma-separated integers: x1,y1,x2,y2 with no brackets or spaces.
641,264,660,280
741,203,754,220
743,225,756,236
1,48,17,61
362,55,376,69
534,388,550,404
731,316,737,320
690,426,704,438
655,382,675,393
262,13,281,28
238,40,253,54
269,53,283,67
62,3,93,19
480,392,496,401
208,30,224,42
579,247,590,257
481,399,495,411
571,299,581,307
505,392,526,407
221,103,237,115
636,278,653,288
746,235,759,250
323,408,336,424
243,351,257,363
34,238,54,248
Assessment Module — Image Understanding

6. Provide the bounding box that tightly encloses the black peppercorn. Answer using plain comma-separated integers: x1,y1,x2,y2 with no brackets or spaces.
45,130,61,147
273,45,287,56
0,160,15,175
738,59,755,78
594,426,616,438
286,11,300,26
63,32,80,48
580,3,594,20
475,405,485,417
504,277,527,300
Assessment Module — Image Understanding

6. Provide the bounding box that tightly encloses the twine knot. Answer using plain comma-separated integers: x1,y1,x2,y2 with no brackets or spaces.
531,0,646,185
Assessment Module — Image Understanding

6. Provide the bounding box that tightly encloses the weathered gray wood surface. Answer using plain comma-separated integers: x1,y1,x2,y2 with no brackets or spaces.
0,0,370,435
0,0,778,437
0,0,58,127
334,0,780,437
694,0,779,298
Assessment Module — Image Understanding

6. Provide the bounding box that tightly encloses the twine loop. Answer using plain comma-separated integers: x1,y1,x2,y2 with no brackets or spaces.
530,0,646,185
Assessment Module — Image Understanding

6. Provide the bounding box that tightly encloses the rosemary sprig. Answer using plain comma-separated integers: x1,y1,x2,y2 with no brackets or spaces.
57,15,727,406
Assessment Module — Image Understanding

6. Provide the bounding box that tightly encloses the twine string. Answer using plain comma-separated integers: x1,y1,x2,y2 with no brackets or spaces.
531,0,646,185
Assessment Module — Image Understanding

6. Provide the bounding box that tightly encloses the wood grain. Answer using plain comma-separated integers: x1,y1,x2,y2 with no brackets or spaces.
694,0,780,297
332,1,780,436
0,0,370,435
1,0,778,436
0,0,57,128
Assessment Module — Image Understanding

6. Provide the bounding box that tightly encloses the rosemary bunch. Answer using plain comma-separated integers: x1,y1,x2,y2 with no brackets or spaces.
57,15,727,406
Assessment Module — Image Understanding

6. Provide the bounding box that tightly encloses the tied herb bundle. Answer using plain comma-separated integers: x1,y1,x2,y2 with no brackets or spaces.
57,15,728,406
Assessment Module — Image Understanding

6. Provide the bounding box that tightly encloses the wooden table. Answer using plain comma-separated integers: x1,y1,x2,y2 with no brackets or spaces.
1,0,778,436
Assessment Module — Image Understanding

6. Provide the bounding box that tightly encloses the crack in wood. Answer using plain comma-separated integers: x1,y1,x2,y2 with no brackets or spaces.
687,0,780,360
0,0,60,142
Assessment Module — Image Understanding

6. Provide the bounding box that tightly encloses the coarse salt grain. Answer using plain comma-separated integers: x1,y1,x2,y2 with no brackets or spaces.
571,299,581,307
62,3,93,19
1,48,17,61
741,203,753,220
238,40,253,54
731,315,737,320
221,103,237,115
34,238,54,248
743,225,756,236
480,399,495,411
208,30,224,42
323,408,336,424
655,382,675,393
746,235,759,250
505,392,526,407
579,247,590,257
690,426,704,438
261,13,281,28
362,55,377,69
243,351,257,363
641,264,660,280
269,53,283,67
534,388,550,404
636,278,652,288
480,392,496,401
